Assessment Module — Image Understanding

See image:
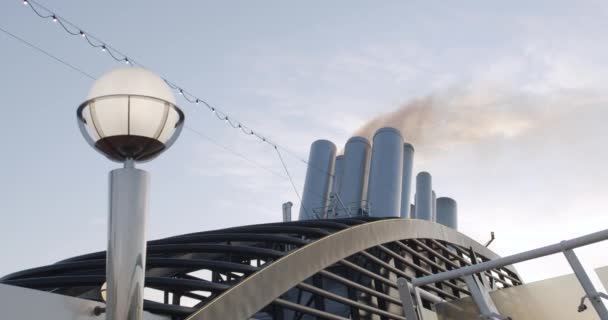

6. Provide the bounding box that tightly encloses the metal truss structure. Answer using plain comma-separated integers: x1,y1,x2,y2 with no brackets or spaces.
0,218,522,319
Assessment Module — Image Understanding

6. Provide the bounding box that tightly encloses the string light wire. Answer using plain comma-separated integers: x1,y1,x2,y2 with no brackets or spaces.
0,25,96,80
185,127,287,179
16,0,342,209
275,146,307,216
0,24,298,192
26,0,132,64
22,0,331,179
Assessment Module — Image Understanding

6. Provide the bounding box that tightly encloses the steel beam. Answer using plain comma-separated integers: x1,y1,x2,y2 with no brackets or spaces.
297,282,406,320
274,298,349,320
397,278,419,320
463,275,505,320
319,270,402,306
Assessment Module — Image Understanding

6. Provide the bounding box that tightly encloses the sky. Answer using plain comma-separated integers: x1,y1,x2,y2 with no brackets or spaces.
0,0,607,289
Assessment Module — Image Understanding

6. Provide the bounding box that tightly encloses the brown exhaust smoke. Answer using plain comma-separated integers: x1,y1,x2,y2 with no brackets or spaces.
353,89,541,158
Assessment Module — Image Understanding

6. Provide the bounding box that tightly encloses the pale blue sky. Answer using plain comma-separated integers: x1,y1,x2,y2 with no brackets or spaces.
1,0,608,285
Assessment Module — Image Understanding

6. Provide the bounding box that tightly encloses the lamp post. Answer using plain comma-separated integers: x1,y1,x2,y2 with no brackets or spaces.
77,67,185,320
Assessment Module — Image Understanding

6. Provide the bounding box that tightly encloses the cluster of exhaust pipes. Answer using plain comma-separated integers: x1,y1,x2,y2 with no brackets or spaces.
298,127,458,229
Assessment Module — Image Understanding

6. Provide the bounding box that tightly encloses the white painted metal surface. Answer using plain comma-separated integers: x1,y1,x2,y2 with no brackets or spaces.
435,274,601,320
107,167,149,320
0,284,168,320
414,172,433,220
400,143,415,218
596,266,608,291
338,136,371,216
299,140,336,220
436,197,458,229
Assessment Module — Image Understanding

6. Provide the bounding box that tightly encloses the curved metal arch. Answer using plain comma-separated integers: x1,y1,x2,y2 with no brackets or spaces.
4,275,231,292
186,219,512,320
3,258,260,281
148,233,312,246
1,217,520,319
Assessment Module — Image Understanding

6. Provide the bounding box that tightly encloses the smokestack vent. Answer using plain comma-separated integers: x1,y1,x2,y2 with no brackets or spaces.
414,172,433,220
367,127,404,217
331,155,345,195
400,142,415,218
299,140,336,220
436,197,458,229
338,136,371,217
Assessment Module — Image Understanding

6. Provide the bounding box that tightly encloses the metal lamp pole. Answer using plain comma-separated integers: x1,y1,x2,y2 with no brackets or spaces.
106,159,149,320
76,67,185,320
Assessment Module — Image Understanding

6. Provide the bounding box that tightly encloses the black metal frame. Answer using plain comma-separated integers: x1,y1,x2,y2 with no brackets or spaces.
0,217,522,319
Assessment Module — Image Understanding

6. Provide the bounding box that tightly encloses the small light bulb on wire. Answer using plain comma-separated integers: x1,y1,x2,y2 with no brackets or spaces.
20,0,297,160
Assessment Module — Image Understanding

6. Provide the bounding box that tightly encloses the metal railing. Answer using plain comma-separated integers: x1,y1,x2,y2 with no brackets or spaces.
312,194,370,219
397,228,608,320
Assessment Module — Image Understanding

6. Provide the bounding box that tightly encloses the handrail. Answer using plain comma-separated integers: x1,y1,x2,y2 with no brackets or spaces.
412,228,608,287
313,198,371,219
405,228,608,320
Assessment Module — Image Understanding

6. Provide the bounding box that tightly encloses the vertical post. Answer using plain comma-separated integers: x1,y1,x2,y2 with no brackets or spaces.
397,278,420,320
563,248,608,319
463,275,504,319
282,202,293,222
106,166,149,320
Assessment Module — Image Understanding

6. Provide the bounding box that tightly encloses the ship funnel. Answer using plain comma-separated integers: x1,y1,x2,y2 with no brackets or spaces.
367,127,404,217
400,143,415,218
299,140,336,220
338,136,371,217
437,197,458,229
414,172,433,220
332,155,344,195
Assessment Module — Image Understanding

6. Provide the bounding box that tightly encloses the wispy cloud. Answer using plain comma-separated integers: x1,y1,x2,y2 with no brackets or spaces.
177,8,608,284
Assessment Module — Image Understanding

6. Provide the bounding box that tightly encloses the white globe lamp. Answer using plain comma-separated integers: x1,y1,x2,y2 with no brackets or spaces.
77,67,184,163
